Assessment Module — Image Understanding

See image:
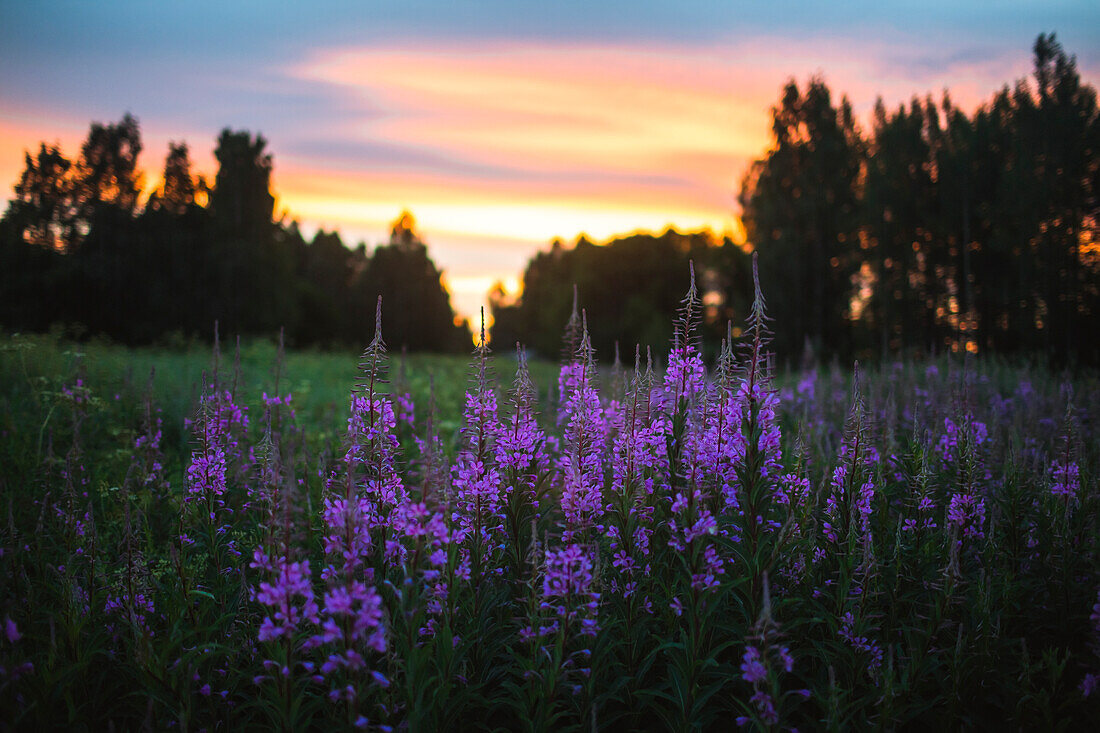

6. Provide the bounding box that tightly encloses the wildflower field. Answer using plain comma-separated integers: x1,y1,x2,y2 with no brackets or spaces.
1,271,1098,731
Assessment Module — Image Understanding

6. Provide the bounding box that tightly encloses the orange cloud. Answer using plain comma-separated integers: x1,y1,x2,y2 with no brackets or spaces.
292,44,766,198
281,37,1029,255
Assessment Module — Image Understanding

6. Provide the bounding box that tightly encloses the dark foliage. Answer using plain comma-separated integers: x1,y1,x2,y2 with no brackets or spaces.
498,35,1099,366
490,230,752,361
0,128,471,352
741,33,1100,365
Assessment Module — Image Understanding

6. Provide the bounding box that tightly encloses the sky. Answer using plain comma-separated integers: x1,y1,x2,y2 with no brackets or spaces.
2,1,1098,323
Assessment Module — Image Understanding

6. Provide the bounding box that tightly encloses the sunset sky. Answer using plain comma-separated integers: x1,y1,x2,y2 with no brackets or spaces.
2,1,1098,322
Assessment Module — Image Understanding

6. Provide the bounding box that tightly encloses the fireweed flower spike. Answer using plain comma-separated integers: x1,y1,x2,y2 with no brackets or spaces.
451,309,504,584
657,262,704,506
664,263,727,594
496,345,548,577
728,253,786,612
737,574,809,728
541,545,600,675
182,370,247,580
1051,403,1081,507
560,312,607,543
606,346,662,599
308,298,391,721
557,284,585,426
823,365,876,561
346,297,408,565
663,260,707,408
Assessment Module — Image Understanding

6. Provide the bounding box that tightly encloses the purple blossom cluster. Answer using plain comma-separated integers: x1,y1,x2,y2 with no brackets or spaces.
104,591,155,641
947,493,986,541
451,361,505,577
1051,460,1080,501
251,553,319,645
724,380,784,489
1,617,33,689
838,611,884,680
936,416,988,464
313,580,386,674
903,495,938,533
495,382,549,493
530,543,600,641
560,361,607,541
736,644,800,726
663,344,707,406
184,445,227,524
393,501,449,576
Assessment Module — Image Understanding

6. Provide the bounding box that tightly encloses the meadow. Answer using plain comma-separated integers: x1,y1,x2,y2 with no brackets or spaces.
0,275,1098,730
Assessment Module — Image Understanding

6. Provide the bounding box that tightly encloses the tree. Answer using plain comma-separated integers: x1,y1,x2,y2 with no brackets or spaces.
204,129,295,335
1001,34,1100,363
6,143,73,250
739,77,864,362
147,142,199,216
490,229,743,360
294,228,354,346
863,96,946,357
70,113,144,242
209,129,275,242
353,211,470,352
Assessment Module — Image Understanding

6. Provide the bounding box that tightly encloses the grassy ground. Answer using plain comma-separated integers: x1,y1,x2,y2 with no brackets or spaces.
0,332,560,457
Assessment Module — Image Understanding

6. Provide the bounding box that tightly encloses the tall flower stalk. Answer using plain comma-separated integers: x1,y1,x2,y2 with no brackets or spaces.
496,346,548,579
451,311,503,587
730,253,786,615
560,314,607,544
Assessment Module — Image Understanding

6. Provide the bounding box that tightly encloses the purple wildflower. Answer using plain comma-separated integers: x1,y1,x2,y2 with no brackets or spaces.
1050,460,1079,501
542,544,600,637
740,646,767,683
947,493,986,541
4,617,20,643
663,344,706,407
560,324,607,541
393,501,450,576
252,556,319,643
936,416,987,464
318,491,374,580
838,611,884,679
723,380,784,509
451,337,505,577
315,581,386,668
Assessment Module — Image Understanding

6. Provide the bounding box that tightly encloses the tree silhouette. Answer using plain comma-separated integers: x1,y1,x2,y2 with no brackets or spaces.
147,142,199,216
210,129,275,242
7,143,73,250
739,78,863,361
354,211,470,351
491,229,746,360
70,113,143,245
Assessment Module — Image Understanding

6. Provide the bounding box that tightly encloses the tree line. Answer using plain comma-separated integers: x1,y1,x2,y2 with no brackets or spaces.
0,121,471,351
489,230,752,362
2,34,1096,363
493,34,1100,366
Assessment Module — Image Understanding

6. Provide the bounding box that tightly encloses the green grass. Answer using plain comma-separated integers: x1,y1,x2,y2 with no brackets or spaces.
0,332,560,456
